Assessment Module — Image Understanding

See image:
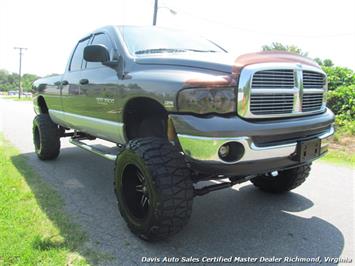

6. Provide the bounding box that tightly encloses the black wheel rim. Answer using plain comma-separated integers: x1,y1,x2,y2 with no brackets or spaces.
34,126,41,151
122,164,150,220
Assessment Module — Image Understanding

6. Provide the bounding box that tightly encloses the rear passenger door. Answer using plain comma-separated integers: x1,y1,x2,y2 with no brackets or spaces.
61,36,91,117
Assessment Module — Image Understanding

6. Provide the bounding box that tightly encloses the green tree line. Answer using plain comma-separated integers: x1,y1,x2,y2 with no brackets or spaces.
0,69,40,92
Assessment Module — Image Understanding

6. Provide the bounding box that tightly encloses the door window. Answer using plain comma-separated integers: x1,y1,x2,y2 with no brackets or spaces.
69,38,90,71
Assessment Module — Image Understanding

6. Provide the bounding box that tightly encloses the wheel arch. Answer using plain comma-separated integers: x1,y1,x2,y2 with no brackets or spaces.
36,95,49,114
122,97,171,141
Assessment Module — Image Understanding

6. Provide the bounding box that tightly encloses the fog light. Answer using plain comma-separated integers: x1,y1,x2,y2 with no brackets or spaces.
218,142,245,162
271,171,278,177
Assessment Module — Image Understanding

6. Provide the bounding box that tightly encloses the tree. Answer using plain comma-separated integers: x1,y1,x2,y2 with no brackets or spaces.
22,73,40,91
322,66,355,91
0,70,9,90
313,58,354,90
314,58,334,67
0,69,40,92
0,69,18,91
323,59,334,67
262,42,308,56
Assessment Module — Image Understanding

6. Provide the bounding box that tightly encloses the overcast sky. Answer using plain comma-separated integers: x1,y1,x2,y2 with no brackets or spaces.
0,0,354,76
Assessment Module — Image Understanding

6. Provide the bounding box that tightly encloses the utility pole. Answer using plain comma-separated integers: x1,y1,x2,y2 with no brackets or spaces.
153,0,158,25
153,0,176,26
14,47,27,99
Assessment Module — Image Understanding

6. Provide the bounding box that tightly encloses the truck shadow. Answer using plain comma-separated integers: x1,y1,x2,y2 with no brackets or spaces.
11,147,344,265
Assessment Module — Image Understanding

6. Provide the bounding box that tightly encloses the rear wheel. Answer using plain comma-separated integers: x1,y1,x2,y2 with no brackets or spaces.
32,114,60,160
251,164,311,193
114,137,193,241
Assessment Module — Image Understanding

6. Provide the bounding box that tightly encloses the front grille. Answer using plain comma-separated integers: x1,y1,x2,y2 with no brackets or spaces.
252,69,294,88
250,93,294,115
245,68,326,117
302,93,323,112
303,71,326,88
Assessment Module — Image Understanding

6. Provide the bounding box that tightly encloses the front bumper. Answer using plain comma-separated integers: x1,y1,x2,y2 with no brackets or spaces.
177,127,333,164
171,108,335,175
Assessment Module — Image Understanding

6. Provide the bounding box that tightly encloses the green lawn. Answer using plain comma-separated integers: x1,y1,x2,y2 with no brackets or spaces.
0,135,105,265
320,131,355,167
321,149,355,167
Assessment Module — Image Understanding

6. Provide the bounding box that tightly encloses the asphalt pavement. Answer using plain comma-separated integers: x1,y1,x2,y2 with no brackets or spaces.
0,98,353,265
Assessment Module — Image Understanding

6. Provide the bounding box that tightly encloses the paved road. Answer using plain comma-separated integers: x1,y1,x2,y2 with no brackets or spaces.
0,98,353,265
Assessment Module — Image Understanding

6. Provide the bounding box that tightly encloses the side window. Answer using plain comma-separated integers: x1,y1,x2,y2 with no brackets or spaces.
86,33,114,69
70,38,90,71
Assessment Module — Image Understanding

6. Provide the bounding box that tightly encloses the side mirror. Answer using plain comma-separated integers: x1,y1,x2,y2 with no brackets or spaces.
84,44,110,63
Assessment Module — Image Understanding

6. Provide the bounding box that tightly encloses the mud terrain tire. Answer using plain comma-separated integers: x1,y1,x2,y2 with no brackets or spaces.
114,137,193,241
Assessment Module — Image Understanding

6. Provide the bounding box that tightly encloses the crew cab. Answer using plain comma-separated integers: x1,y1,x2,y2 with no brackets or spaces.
32,25,334,241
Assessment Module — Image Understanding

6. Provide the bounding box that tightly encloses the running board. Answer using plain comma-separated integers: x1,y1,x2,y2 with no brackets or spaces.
69,138,118,161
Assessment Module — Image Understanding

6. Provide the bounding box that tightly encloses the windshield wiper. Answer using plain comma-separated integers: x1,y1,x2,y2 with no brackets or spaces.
183,49,218,53
135,48,218,55
135,48,187,54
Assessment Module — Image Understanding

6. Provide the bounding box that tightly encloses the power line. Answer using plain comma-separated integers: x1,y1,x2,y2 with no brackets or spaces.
13,47,27,99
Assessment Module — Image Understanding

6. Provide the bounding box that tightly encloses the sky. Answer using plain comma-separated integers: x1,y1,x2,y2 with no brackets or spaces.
0,0,354,76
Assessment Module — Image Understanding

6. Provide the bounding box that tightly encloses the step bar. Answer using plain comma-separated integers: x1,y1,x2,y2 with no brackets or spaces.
69,138,118,161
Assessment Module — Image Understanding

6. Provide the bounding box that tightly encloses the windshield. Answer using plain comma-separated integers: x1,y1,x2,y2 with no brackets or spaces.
118,26,226,56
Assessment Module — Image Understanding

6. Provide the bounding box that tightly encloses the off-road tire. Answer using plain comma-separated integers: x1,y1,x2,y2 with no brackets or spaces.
251,164,311,193
33,114,60,160
114,137,193,241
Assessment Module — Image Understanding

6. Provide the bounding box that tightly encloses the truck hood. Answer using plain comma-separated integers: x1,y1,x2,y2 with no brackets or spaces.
134,51,320,75
135,52,235,73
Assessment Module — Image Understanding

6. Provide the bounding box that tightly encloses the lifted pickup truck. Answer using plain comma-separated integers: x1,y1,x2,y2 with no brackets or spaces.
32,25,334,241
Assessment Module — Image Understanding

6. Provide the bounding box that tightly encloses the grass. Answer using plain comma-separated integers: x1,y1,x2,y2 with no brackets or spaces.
321,149,355,167
320,131,355,167
0,135,106,265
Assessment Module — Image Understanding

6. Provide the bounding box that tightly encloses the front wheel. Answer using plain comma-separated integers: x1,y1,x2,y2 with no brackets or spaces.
114,137,193,241
251,164,311,193
33,114,61,160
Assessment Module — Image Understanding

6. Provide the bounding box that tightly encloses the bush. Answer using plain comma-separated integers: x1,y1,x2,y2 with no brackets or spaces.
327,85,355,116
327,85,355,135
323,66,355,91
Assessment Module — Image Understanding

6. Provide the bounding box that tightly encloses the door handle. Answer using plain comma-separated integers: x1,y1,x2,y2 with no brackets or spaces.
62,80,69,85
80,79,89,85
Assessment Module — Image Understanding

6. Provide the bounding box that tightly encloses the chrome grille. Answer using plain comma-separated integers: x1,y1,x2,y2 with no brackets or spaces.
303,71,326,89
238,64,327,118
250,94,294,115
302,93,323,112
252,70,294,88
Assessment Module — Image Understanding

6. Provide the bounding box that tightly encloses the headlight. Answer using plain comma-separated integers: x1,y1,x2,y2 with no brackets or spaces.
177,87,236,114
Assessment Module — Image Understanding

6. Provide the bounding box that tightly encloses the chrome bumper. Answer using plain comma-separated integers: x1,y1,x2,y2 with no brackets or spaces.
177,126,334,164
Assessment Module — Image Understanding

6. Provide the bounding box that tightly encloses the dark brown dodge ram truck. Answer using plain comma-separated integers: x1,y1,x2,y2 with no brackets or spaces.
32,25,334,241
